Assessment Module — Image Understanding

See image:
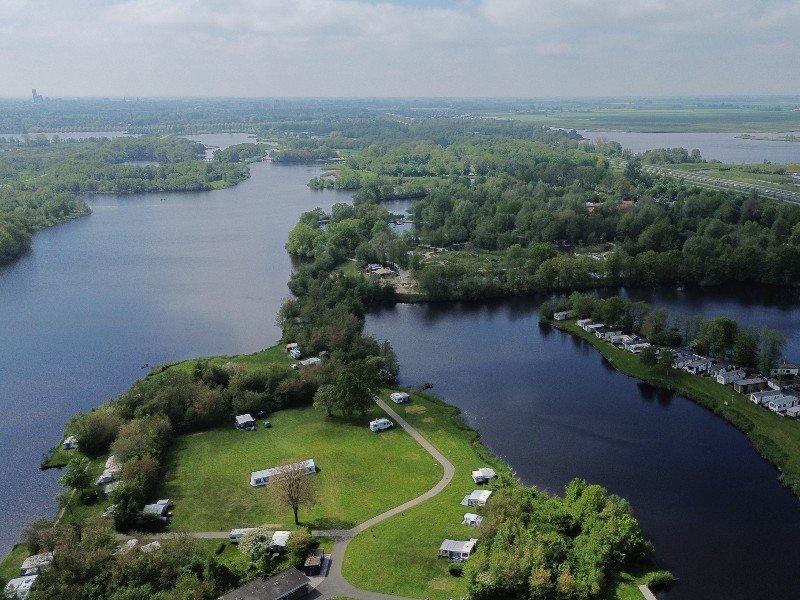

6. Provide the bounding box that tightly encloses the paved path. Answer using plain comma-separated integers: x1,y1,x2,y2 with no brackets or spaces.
311,398,456,600
638,584,658,600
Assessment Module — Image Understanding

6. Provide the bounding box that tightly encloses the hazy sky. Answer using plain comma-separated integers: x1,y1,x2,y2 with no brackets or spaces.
1,0,798,97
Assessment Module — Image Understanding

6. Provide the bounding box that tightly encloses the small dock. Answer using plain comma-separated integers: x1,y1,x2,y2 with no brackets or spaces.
638,585,658,600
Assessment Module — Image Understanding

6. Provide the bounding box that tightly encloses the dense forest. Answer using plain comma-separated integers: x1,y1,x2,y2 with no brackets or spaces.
286,127,800,299
0,136,260,265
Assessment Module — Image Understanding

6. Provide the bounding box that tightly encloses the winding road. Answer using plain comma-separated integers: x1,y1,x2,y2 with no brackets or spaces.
310,397,456,599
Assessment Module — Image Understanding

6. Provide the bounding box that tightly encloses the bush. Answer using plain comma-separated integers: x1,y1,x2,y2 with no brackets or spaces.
643,570,674,589
287,530,316,566
72,409,121,457
449,562,464,577
214,542,226,555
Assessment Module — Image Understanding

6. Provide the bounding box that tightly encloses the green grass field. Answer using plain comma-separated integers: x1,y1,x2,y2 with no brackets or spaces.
0,544,27,584
342,391,508,599
159,403,442,531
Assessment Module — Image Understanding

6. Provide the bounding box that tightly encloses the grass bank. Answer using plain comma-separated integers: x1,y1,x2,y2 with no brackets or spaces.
553,319,800,496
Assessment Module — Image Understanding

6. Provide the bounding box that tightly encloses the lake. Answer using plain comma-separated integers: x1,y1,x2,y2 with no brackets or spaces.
365,297,800,600
2,131,800,598
0,134,351,554
579,130,800,164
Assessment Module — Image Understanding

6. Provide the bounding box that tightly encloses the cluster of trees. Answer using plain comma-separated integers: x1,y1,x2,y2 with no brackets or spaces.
542,292,789,375
465,479,656,599
212,143,267,163
641,147,703,164
18,518,243,599
270,137,339,163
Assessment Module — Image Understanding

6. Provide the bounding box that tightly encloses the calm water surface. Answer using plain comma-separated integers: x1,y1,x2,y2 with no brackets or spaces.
580,130,800,164
0,136,350,553
365,296,800,600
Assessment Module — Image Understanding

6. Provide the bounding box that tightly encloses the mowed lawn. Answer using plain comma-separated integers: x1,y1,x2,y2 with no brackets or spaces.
159,404,442,531
343,391,508,600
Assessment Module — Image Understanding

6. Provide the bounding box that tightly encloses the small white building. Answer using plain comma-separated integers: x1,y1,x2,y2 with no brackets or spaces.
461,489,493,507
299,357,321,366
626,342,652,354
439,538,478,561
576,319,593,330
750,389,785,405
390,392,410,404
20,552,53,576
553,310,575,321
471,468,497,484
672,352,697,369
684,358,713,375
770,359,799,378
269,530,292,553
717,369,746,386
62,435,78,450
96,455,123,484
785,406,800,419
143,499,173,520
369,418,394,432
767,395,799,414
463,513,483,527
235,414,256,430
585,323,605,334
4,575,38,600
596,327,623,341
139,541,161,553
250,459,316,487
285,342,298,352
229,528,257,544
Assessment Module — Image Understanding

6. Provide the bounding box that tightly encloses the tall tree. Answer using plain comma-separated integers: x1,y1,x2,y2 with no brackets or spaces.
758,328,786,376
269,462,317,525
334,360,380,416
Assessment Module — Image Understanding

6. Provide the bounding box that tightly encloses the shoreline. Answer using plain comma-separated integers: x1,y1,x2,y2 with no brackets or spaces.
550,318,800,499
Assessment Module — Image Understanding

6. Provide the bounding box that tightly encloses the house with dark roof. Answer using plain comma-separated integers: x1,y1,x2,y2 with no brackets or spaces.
217,567,310,600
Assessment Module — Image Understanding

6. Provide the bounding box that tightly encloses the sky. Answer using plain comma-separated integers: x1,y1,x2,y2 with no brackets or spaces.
1,0,799,97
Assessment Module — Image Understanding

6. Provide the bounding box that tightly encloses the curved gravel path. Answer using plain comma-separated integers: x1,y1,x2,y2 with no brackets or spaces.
311,397,456,599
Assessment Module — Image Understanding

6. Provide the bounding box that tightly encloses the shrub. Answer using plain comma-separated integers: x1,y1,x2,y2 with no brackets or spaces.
72,409,121,457
643,570,674,589
214,542,226,555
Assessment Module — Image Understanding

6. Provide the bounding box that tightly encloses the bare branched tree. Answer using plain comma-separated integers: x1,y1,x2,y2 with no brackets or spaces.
269,462,316,525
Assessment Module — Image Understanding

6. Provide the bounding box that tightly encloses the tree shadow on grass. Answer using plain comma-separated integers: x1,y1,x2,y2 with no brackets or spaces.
306,516,356,530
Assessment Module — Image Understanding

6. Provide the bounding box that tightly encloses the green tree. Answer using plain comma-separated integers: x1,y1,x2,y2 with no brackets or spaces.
758,328,786,376
639,346,658,366
312,384,336,418
334,360,380,416
732,329,759,368
59,456,92,497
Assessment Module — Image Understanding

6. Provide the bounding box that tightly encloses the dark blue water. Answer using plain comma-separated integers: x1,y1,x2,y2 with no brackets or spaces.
365,298,800,600
0,144,351,554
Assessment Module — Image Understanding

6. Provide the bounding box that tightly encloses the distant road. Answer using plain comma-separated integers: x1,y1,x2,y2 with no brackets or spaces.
610,159,800,204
